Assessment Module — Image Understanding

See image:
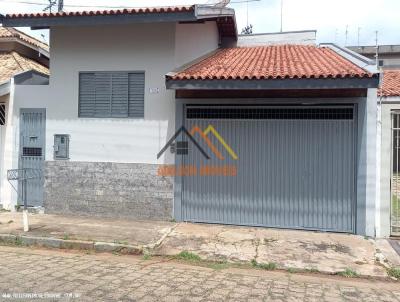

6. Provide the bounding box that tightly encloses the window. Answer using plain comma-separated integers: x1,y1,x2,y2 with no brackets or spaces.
79,71,145,118
0,104,5,125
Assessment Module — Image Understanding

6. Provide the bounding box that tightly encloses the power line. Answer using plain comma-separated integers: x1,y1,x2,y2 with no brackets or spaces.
0,0,260,9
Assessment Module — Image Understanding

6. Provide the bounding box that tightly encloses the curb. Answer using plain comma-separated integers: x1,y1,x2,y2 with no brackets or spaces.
0,234,142,255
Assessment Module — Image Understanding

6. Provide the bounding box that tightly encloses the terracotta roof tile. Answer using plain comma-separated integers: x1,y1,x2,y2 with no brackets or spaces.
379,70,400,97
168,45,374,81
6,5,194,19
0,27,49,52
0,51,49,83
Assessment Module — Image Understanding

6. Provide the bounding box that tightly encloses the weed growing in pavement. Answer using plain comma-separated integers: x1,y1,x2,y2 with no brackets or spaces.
337,268,359,278
287,267,299,274
14,237,23,246
143,254,152,260
388,267,400,279
63,234,70,240
175,251,201,262
251,259,277,271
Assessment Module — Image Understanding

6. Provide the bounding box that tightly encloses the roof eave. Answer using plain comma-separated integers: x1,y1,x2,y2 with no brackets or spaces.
0,37,49,58
166,77,380,90
2,11,197,28
0,80,11,96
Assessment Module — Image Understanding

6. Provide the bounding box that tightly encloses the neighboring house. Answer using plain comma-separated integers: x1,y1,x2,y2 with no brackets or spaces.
0,5,380,237
350,45,400,237
377,70,400,237
348,45,400,70
0,26,49,212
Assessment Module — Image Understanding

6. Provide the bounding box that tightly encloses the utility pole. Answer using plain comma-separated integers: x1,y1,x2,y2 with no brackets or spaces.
280,0,283,32
375,30,379,68
345,25,348,46
357,27,361,47
58,0,63,12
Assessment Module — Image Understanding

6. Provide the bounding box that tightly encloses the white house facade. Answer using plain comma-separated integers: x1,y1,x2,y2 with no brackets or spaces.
0,5,382,237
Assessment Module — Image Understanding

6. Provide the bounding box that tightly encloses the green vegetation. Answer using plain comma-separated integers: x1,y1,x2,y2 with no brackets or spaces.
287,267,298,274
207,261,229,270
337,268,359,278
388,267,400,279
392,194,400,218
143,254,152,260
251,259,277,271
63,234,70,240
175,251,201,262
306,268,320,273
113,240,129,245
14,237,23,246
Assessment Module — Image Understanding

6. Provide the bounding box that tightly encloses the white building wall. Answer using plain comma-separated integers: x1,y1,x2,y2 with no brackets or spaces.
0,94,10,209
174,21,219,66
379,97,400,237
1,21,220,209
237,30,316,47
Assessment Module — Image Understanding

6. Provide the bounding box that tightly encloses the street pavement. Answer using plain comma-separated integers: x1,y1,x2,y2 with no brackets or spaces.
0,245,399,302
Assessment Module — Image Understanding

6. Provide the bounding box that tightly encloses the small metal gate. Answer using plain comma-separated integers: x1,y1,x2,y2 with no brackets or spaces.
182,105,357,233
19,108,46,207
391,111,400,236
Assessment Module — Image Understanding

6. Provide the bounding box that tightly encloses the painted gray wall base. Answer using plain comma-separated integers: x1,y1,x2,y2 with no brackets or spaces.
44,161,173,220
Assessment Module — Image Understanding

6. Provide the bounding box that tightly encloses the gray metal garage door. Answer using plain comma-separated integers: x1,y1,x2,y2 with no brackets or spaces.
182,106,356,233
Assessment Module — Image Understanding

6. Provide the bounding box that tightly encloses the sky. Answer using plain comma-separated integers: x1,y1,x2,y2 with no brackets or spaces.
0,0,399,46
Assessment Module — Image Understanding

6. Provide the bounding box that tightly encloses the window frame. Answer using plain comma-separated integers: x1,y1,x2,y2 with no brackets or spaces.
78,70,145,119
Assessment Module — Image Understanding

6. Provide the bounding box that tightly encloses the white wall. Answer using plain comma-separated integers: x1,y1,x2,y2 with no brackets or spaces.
175,21,219,67
237,30,316,47
379,97,400,237
0,94,9,208
1,21,219,209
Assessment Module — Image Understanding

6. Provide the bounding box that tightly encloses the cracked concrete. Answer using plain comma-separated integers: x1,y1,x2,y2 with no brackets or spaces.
1,213,399,278
155,223,399,278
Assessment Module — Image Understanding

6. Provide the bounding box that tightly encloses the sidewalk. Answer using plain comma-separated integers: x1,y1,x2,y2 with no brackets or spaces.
0,212,399,278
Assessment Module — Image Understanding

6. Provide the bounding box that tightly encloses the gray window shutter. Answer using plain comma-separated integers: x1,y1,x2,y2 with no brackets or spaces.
128,72,145,118
111,72,129,117
79,71,144,118
94,72,112,117
79,73,96,117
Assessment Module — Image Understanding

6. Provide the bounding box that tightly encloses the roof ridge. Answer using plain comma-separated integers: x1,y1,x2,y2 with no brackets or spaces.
6,5,195,18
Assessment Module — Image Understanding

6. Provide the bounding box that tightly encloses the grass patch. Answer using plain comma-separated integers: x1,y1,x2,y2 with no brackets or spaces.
175,251,201,262
287,267,299,274
14,237,23,246
63,234,70,240
337,268,359,278
392,194,400,218
143,254,152,260
388,267,400,279
305,268,320,274
207,261,229,270
113,240,129,245
251,259,277,271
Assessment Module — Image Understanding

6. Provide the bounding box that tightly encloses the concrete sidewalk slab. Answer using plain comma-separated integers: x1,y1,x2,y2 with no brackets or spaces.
154,223,396,278
0,212,399,278
0,212,175,247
